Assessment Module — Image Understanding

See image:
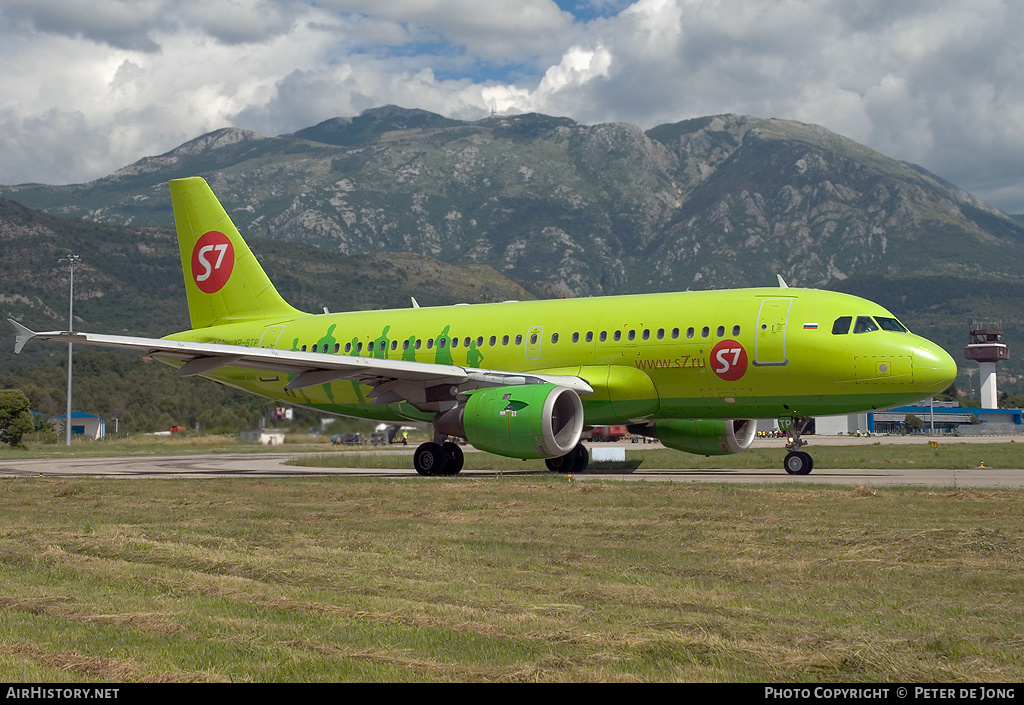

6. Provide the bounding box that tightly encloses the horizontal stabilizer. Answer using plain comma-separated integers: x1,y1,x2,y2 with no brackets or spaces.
8,318,40,355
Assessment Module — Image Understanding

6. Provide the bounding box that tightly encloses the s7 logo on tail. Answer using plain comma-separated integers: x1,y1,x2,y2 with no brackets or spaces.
191,231,234,293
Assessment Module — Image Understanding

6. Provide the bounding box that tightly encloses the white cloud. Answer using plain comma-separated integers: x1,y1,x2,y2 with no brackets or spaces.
538,46,612,96
315,0,578,60
0,0,1022,213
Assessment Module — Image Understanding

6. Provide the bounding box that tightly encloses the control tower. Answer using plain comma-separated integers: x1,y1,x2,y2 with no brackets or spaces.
964,320,1010,408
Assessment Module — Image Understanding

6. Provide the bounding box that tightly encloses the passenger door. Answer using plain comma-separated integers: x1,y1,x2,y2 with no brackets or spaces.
754,298,791,366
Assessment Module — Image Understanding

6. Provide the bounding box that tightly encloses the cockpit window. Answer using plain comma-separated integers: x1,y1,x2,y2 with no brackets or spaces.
874,316,908,333
853,316,879,334
832,316,852,335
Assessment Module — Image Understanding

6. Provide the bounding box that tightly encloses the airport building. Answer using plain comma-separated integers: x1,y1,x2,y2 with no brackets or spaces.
50,411,106,440
869,401,1022,436
809,401,1023,436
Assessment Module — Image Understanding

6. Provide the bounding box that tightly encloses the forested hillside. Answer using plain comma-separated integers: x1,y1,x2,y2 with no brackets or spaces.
3,106,1023,424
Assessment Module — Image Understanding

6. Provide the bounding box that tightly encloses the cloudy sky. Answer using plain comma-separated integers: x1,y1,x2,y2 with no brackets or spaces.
2,0,1023,213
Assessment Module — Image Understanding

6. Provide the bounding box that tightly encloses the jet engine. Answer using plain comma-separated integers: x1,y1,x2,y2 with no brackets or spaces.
434,383,584,459
640,418,757,456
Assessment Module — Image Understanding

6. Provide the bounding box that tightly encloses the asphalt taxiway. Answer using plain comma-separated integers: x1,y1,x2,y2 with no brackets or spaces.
0,436,1021,488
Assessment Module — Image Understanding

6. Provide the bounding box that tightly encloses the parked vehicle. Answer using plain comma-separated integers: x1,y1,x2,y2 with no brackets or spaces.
586,425,627,442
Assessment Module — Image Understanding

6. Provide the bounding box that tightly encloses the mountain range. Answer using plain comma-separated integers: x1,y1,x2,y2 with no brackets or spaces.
2,106,1023,397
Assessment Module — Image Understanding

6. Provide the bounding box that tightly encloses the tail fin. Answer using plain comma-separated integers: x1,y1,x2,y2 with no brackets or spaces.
170,177,303,329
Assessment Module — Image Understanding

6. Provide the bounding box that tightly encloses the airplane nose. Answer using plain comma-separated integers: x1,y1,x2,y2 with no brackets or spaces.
913,341,958,394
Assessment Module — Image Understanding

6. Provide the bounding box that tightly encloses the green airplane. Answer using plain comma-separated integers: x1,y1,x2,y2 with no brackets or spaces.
9,177,957,476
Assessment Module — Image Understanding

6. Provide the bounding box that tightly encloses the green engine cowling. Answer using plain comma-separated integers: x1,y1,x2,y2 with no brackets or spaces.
654,419,757,456
436,383,584,459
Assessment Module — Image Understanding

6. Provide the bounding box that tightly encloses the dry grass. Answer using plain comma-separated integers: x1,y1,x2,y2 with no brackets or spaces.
0,477,1021,682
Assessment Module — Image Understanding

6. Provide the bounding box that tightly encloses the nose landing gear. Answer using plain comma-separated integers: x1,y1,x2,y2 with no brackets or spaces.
783,416,814,475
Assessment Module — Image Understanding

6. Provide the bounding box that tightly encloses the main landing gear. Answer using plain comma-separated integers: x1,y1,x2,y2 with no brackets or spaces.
413,439,590,476
545,443,589,474
783,416,813,475
413,439,465,476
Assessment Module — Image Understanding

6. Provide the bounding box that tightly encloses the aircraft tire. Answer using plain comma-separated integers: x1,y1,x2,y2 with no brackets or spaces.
442,441,464,475
784,451,813,475
545,443,588,474
545,452,575,473
414,442,449,476
573,443,589,473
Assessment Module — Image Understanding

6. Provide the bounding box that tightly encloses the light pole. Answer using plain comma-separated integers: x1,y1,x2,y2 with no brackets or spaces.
965,367,977,404
60,254,81,446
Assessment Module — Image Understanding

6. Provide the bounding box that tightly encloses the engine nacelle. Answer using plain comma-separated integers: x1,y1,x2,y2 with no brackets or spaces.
652,419,757,456
435,383,584,459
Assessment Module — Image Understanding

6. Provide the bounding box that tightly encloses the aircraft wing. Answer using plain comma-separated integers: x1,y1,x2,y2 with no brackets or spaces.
8,319,593,410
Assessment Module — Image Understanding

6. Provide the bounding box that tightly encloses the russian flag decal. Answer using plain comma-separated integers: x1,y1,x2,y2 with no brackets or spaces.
803,322,818,329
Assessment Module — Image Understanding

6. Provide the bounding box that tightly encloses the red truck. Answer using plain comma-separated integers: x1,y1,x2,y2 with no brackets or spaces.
587,425,627,442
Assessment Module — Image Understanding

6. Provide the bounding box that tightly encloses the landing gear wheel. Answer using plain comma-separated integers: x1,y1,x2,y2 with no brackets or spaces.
545,454,572,473
782,415,814,475
442,441,464,476
414,442,448,476
572,443,589,473
784,451,813,475
545,443,588,474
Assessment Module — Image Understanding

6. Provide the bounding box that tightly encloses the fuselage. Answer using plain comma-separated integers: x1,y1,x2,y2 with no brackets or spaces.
166,286,957,426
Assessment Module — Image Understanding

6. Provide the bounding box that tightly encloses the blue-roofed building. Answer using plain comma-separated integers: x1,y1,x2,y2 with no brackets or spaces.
869,401,1022,436
50,411,106,440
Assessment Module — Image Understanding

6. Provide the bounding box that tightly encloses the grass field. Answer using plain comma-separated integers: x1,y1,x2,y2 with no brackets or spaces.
2,434,327,459
0,470,1021,682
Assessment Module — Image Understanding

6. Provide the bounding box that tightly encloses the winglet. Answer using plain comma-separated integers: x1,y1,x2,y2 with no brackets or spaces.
777,274,789,288
411,297,420,309
8,318,36,354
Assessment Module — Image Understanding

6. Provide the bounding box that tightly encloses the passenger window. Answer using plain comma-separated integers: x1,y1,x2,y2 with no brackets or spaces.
672,328,679,339
657,329,665,340
686,327,694,339
551,333,559,344
600,331,607,342
572,332,579,343
716,325,725,337
515,334,522,345
334,343,341,353
586,332,593,342
391,340,398,351
853,316,879,334
415,339,421,349
489,336,496,346
642,329,650,340
502,335,509,346
628,330,635,341
832,316,852,335
614,331,622,341
530,333,537,344
701,326,709,338
732,325,741,336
